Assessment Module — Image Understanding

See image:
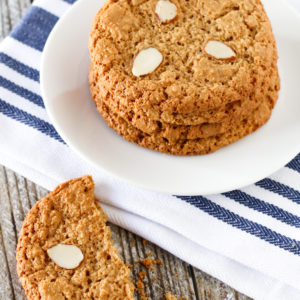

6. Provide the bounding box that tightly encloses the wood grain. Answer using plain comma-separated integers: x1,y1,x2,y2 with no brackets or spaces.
0,0,252,299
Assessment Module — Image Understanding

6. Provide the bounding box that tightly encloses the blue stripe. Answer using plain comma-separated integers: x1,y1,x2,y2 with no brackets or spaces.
256,178,300,205
0,75,44,108
287,153,300,173
223,190,300,228
10,7,58,52
0,98,64,143
0,53,39,82
177,195,300,256
62,0,77,3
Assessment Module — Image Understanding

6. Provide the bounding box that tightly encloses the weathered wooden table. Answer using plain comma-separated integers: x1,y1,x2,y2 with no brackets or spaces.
0,1,251,299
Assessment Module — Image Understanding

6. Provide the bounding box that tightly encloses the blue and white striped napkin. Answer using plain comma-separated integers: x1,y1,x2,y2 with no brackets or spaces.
1,0,300,299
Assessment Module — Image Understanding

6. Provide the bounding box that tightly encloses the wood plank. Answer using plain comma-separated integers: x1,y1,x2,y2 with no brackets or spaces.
4,169,27,300
17,0,31,16
0,0,31,41
192,268,251,300
0,166,15,300
0,167,21,300
0,0,12,39
6,0,23,27
105,219,196,299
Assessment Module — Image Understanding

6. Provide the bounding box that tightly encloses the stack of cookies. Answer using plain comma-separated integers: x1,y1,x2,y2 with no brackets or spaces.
89,0,280,155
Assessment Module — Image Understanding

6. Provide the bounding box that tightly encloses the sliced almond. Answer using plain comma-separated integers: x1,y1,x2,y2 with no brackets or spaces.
203,40,236,61
132,47,163,77
155,0,178,24
47,244,84,269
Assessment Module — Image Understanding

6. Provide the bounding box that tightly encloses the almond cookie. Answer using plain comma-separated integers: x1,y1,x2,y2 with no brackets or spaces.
89,0,278,114
16,176,134,299
95,89,277,155
89,62,279,142
89,63,264,126
90,70,239,141
90,44,278,126
89,0,280,154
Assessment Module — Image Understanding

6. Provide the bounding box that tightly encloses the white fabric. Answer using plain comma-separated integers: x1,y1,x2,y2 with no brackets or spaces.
0,0,300,299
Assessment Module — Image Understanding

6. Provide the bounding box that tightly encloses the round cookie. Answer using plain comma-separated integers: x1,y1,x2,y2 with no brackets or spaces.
90,48,279,126
89,63,279,141
90,72,251,141
89,63,272,126
89,0,278,116
16,176,134,299
95,91,277,155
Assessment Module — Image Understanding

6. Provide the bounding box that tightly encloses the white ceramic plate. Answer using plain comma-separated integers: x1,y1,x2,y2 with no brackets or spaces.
41,0,300,196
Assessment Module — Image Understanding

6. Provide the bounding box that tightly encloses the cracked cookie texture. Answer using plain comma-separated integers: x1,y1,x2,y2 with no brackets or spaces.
16,176,134,299
89,0,280,155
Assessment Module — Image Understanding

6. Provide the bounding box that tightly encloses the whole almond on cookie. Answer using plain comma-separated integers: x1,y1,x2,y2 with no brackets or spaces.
47,244,84,269
203,40,236,61
155,0,178,24
132,47,163,76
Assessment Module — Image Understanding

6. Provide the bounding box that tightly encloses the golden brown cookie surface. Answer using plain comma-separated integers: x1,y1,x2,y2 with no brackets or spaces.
89,61,279,143
94,92,276,155
89,0,278,114
16,176,134,299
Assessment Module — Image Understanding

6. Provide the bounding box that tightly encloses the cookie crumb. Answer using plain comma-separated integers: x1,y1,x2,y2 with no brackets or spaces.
142,258,163,268
165,292,178,300
139,271,146,280
165,292,188,300
136,272,148,300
